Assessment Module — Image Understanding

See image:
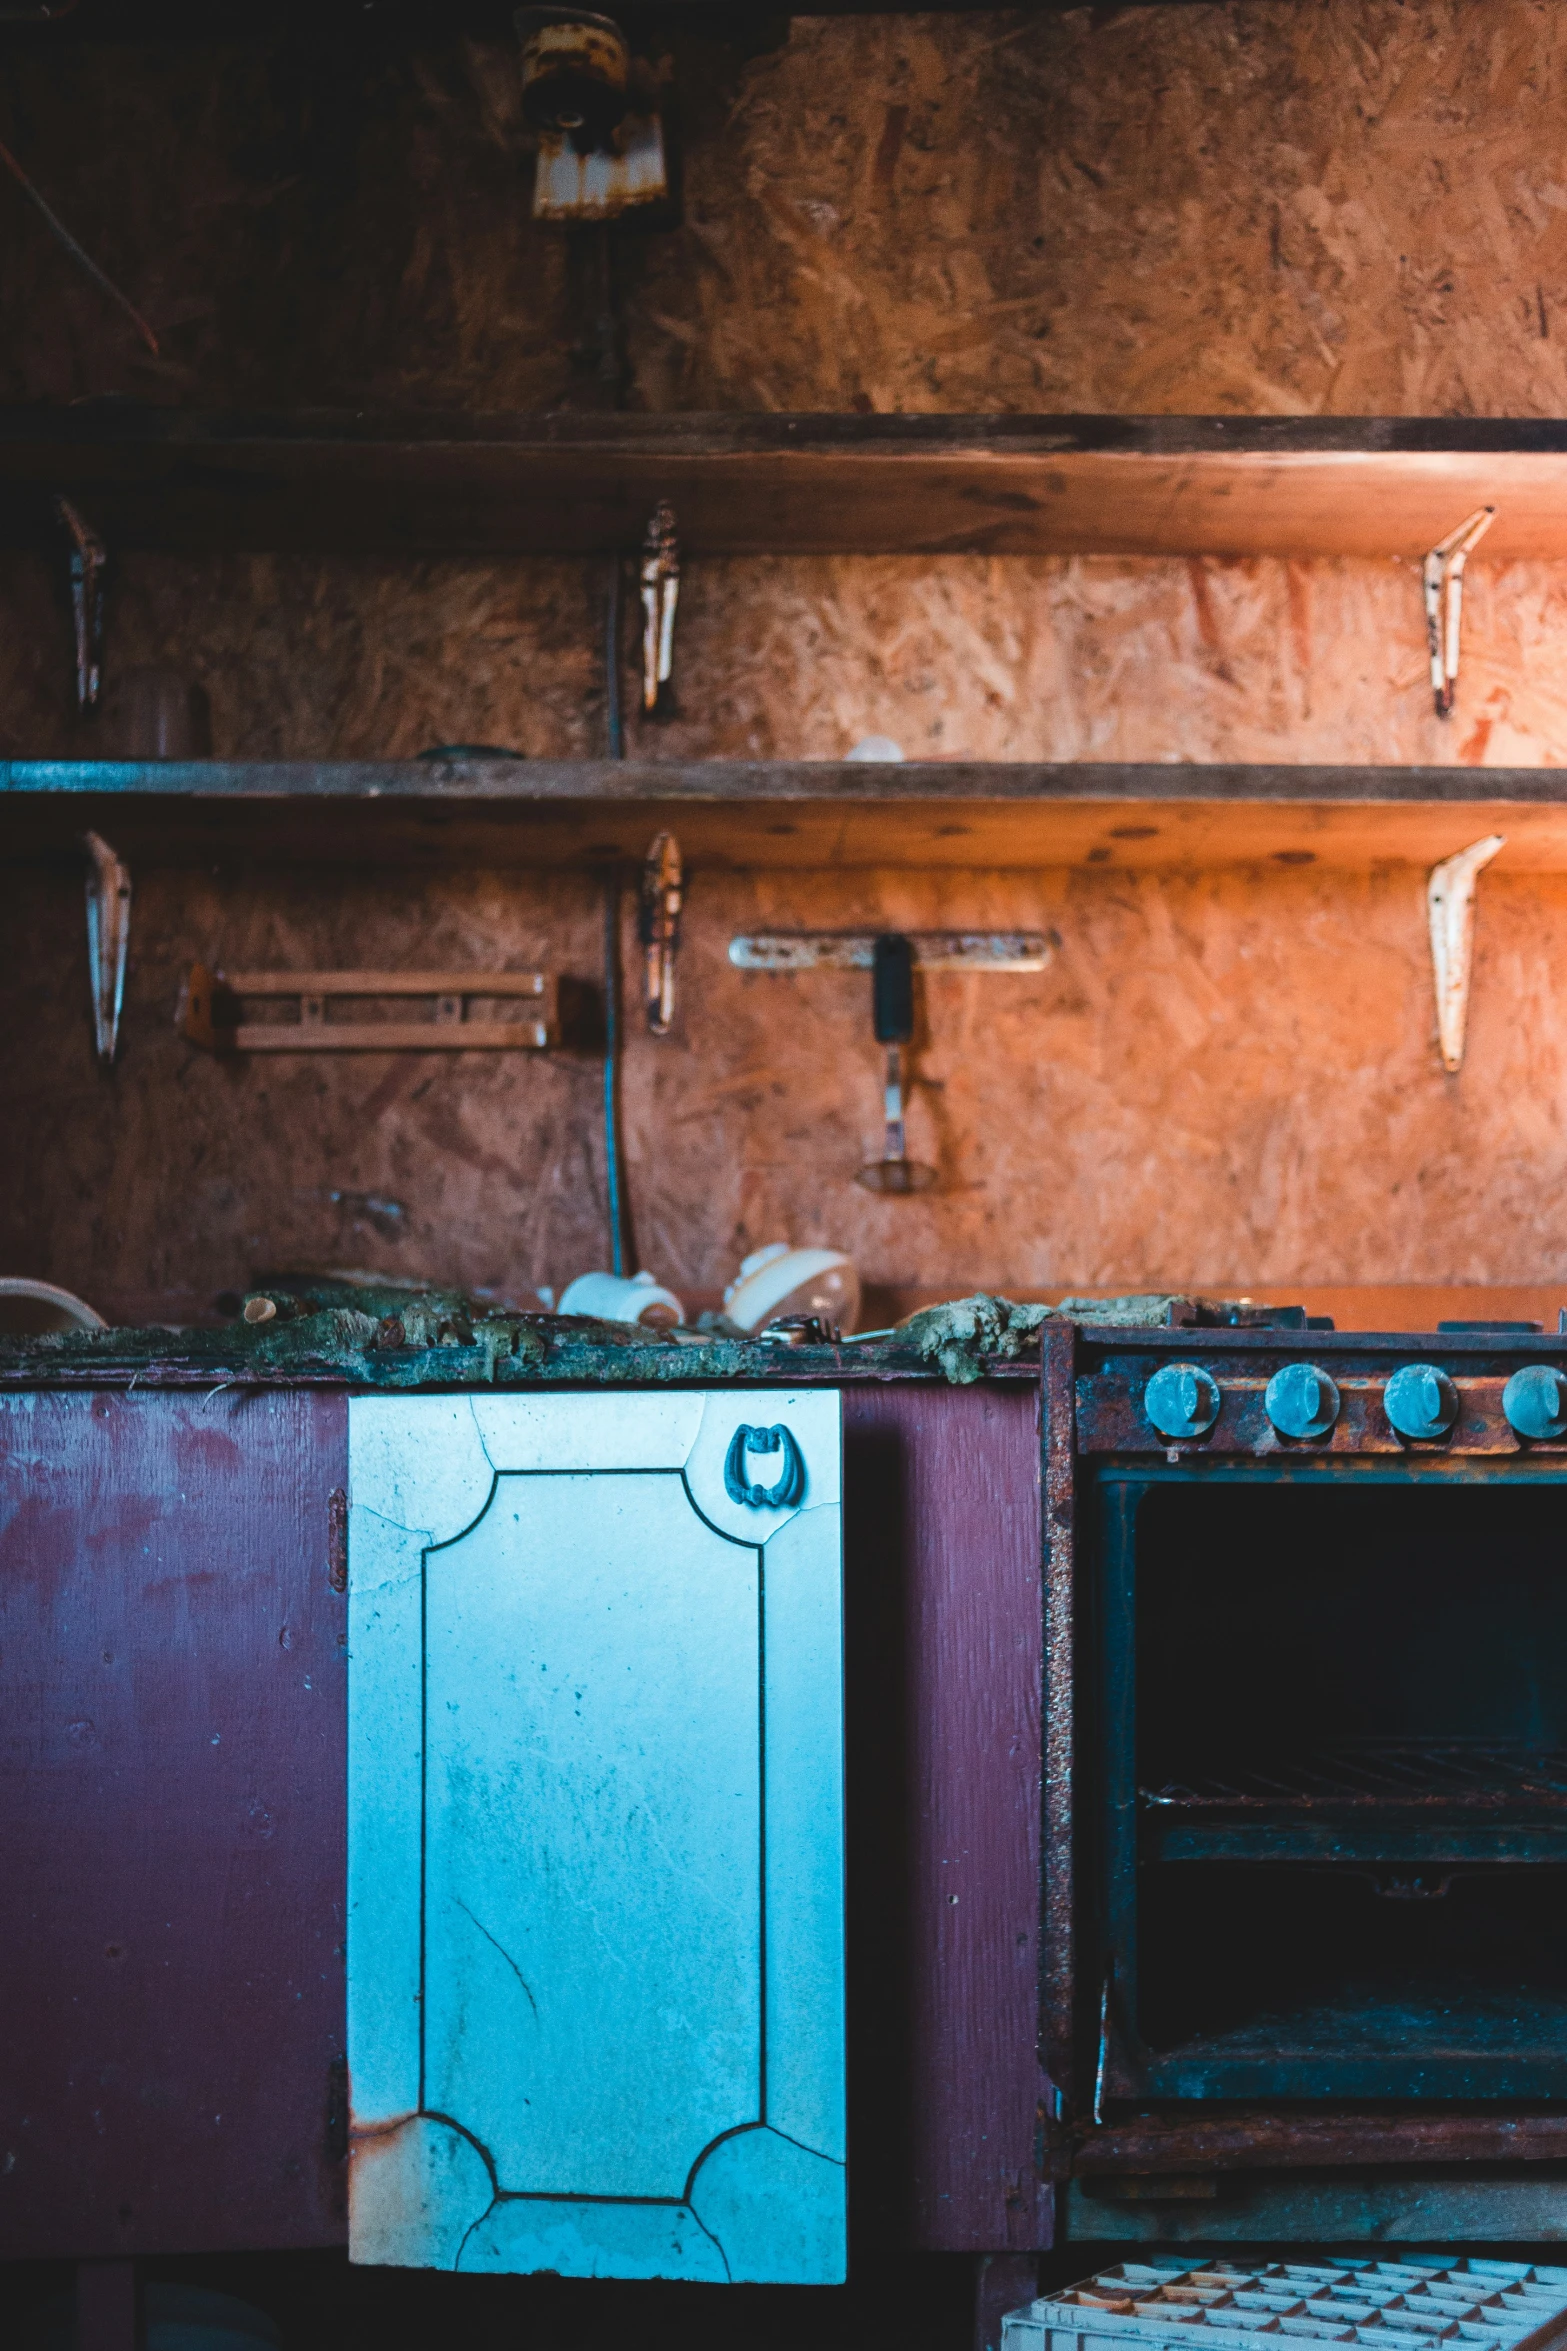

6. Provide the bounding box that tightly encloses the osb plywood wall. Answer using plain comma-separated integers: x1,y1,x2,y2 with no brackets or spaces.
5,2,1567,1316
7,549,1567,766
5,0,1566,413
7,859,1563,1326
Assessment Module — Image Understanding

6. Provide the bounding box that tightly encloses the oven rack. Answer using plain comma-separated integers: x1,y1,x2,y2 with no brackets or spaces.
1140,1743,1567,1867
1004,2261,1567,2351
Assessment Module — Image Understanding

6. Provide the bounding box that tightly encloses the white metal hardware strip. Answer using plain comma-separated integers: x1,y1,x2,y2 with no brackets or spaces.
728,930,1054,971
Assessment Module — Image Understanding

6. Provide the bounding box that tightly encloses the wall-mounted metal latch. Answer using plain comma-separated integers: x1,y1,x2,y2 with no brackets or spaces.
1428,834,1504,1072
1423,505,1495,718
730,928,1056,1198
84,830,131,1064
729,930,1055,972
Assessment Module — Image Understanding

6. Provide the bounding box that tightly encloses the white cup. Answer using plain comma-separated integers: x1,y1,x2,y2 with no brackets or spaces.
723,1243,860,1335
559,1268,686,1330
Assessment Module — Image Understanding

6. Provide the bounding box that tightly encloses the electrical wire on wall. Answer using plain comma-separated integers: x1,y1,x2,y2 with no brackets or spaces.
601,555,632,1276
0,135,159,352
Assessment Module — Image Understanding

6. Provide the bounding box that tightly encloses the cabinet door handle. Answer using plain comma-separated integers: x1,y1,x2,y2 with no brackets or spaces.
723,1423,805,1510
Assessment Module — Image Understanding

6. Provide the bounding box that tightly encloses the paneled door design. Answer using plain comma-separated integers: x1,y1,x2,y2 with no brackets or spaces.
346,1390,845,2282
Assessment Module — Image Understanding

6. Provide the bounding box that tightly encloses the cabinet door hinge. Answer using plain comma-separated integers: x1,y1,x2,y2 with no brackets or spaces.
327,1488,348,1593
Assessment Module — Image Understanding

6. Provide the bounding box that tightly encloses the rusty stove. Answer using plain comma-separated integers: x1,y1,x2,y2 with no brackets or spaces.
1050,1316,1567,2232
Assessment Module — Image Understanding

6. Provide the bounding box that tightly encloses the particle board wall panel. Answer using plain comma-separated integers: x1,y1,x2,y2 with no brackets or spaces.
5,8,1567,420
8,857,1567,1326
628,5,1567,423
7,6,1567,1328
12,549,1567,772
0,1386,349,2259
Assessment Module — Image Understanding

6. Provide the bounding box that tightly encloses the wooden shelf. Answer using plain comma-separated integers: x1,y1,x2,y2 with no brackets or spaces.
6,759,1567,869
4,410,1567,558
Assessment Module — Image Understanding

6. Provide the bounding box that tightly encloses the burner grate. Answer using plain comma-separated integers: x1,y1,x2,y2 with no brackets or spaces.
1141,1743,1567,1814
1005,2260,1567,2351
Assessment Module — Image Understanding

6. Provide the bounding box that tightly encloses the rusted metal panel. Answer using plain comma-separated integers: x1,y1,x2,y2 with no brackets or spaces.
1075,2110,1567,2174
0,1387,349,2258
843,1381,1051,2253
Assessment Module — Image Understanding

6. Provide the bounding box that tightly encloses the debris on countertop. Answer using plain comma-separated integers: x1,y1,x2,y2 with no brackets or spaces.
0,1277,1317,1390
893,1290,1316,1382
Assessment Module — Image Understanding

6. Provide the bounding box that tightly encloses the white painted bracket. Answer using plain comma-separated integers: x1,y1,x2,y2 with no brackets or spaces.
1423,505,1496,718
1428,833,1504,1072
84,829,131,1064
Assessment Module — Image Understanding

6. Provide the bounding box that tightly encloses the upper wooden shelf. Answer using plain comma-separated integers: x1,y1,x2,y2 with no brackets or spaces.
3,410,1567,558
7,759,1567,869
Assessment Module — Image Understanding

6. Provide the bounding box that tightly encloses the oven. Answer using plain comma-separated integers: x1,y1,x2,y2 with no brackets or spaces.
1049,1318,1567,2240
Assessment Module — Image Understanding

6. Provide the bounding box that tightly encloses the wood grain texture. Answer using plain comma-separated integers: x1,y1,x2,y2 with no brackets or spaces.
11,412,1567,558
843,1381,1049,2253
19,763,1567,872
0,1387,348,2259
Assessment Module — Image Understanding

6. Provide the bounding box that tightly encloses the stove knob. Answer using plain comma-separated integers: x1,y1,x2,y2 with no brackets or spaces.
1383,1363,1459,1442
1144,1362,1221,1440
1502,1364,1567,1441
1265,1361,1340,1439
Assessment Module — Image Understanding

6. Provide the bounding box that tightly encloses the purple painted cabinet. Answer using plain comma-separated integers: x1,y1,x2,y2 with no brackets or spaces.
0,1389,349,2258
0,1373,1046,2266
843,1382,1051,2254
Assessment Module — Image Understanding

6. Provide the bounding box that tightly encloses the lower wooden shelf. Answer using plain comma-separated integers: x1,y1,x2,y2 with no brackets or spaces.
5,759,1567,869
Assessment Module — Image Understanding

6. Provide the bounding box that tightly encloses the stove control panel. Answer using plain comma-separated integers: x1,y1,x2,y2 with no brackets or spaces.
1094,1349,1567,1456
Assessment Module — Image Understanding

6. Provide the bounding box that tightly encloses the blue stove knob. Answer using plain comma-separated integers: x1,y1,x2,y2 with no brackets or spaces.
1383,1362,1459,1442
1503,1364,1567,1441
1144,1362,1221,1440
1265,1361,1340,1439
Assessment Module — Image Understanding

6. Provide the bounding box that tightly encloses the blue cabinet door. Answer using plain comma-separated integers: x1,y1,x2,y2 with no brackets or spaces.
346,1391,845,2282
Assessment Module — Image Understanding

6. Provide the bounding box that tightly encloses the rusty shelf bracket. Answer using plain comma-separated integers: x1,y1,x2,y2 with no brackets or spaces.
639,830,683,1034
640,500,679,716
56,496,106,713
84,830,131,1065
1429,833,1504,1073
1423,504,1496,718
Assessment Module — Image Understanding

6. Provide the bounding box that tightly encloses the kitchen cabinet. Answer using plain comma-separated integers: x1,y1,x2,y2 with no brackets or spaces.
0,1367,1044,2272
345,1389,847,2282
0,1388,348,2260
